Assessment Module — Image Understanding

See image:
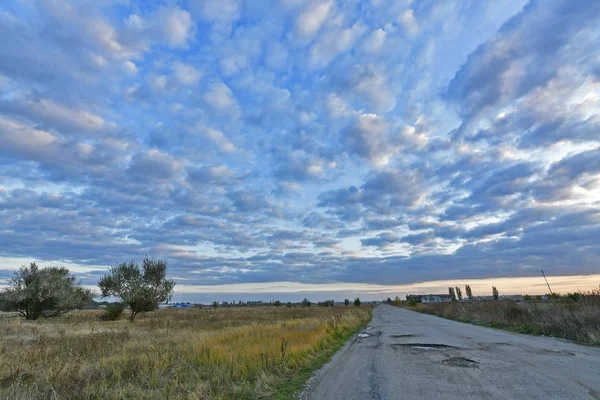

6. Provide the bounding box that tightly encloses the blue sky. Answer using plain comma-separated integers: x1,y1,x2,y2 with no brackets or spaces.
1,0,599,301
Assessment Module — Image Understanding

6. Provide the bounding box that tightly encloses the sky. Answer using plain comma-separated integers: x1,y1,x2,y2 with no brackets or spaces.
1,0,599,302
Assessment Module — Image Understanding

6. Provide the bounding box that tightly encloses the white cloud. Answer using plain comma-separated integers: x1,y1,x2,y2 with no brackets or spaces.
399,8,419,36
189,0,241,23
309,23,366,67
295,0,333,38
152,7,193,48
123,60,138,74
201,126,236,153
362,29,387,53
203,83,238,110
172,61,202,85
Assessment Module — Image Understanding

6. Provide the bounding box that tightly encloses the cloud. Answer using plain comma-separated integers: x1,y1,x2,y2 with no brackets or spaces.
189,0,241,23
172,61,202,85
343,113,397,166
151,7,194,48
203,83,238,110
0,0,599,296
295,0,333,38
200,126,236,153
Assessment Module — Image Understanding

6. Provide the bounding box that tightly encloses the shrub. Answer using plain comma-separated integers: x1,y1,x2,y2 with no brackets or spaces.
102,303,126,321
344,299,350,306
301,298,312,308
354,297,361,306
492,286,499,300
273,300,281,307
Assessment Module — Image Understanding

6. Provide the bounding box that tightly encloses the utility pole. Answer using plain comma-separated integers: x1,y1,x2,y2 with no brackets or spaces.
541,270,553,294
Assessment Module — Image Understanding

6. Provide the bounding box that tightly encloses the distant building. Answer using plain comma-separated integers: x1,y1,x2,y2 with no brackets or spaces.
406,294,453,303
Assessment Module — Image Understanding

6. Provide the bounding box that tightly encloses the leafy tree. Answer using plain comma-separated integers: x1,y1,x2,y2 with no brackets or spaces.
448,287,457,301
492,286,499,300
465,285,473,300
455,286,463,301
0,262,92,320
344,298,350,306
354,297,361,306
98,258,176,321
301,298,311,307
385,297,393,305
273,300,282,307
394,296,401,306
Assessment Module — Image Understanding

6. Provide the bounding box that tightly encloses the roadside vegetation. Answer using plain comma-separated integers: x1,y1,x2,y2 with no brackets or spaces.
0,260,372,399
405,288,600,346
0,304,371,399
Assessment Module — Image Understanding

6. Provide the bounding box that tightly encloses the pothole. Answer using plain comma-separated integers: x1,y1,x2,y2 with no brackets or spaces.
366,326,374,330
392,343,458,350
358,333,371,338
441,357,479,368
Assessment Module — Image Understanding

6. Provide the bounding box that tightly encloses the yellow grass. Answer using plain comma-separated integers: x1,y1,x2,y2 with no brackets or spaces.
0,305,371,399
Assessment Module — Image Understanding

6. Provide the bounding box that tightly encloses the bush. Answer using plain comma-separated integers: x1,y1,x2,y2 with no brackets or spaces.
354,297,361,306
102,303,126,321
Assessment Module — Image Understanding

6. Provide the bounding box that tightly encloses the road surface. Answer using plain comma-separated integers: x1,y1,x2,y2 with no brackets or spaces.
301,305,600,400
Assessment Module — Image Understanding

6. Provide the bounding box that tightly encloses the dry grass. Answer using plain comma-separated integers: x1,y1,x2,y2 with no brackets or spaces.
408,289,600,346
0,305,371,399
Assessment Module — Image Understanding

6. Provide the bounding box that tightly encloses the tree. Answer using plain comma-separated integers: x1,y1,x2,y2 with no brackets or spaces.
455,286,463,301
465,285,473,300
301,298,311,307
492,286,499,300
394,296,401,306
344,298,350,306
0,262,92,320
273,300,282,307
354,297,361,306
448,287,457,301
386,297,393,305
211,301,219,308
98,258,176,321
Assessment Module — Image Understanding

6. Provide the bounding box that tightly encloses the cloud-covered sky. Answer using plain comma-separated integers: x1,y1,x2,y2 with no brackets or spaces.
1,0,599,299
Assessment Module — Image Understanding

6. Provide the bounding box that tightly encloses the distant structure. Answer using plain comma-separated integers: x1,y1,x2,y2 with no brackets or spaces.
406,294,453,303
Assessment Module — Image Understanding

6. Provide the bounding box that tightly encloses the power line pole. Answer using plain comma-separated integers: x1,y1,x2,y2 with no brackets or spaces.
541,270,553,294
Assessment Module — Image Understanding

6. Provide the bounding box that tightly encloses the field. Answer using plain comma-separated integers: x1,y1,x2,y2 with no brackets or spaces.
0,305,372,400
407,290,600,346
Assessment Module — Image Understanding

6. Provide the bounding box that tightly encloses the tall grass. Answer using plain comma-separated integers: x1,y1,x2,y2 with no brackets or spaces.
0,306,371,399
408,288,600,345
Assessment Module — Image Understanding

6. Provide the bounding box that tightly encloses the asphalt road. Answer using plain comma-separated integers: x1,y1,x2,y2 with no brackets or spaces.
301,305,600,400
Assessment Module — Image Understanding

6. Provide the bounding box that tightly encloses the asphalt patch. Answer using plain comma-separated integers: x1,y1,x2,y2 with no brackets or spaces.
441,357,479,368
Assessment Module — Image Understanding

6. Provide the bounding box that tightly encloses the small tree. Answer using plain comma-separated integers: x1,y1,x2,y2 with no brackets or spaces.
465,285,473,300
273,300,282,307
0,262,93,320
344,298,350,306
211,301,219,308
394,296,401,306
354,297,361,306
455,287,463,301
448,287,457,301
98,258,176,321
301,298,311,307
492,286,499,300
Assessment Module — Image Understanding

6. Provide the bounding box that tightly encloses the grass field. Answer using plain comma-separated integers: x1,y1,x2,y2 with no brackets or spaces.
406,289,600,346
0,305,372,399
